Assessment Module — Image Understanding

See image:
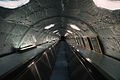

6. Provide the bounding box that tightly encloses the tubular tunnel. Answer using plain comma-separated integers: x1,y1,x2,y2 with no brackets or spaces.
0,0,120,80
0,40,115,80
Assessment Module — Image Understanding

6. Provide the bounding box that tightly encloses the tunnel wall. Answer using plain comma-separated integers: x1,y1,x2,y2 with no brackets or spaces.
63,0,120,59
0,0,120,59
0,0,60,55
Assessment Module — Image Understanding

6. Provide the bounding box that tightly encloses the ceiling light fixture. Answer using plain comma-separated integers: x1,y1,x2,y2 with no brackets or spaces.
53,30,58,33
70,24,81,31
20,44,36,50
93,0,120,10
67,30,73,34
44,24,55,30
56,32,60,36
64,33,69,36
0,0,30,9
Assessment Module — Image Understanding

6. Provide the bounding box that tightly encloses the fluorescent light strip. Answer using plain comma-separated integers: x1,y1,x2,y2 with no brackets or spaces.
53,30,58,33
67,30,73,34
20,45,36,50
93,0,120,10
64,33,69,36
56,32,60,36
56,32,59,34
44,24,55,29
70,24,81,31
0,0,30,9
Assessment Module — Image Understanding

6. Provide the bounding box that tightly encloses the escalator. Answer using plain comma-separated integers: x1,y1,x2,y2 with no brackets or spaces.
50,40,108,80
0,40,109,80
50,41,69,80
50,40,95,80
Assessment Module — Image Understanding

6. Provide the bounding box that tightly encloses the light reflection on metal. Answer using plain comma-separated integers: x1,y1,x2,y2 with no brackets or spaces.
37,46,43,48
93,0,120,10
77,49,79,52
45,53,52,70
28,62,34,68
43,52,46,55
86,58,92,63
34,62,42,80
70,24,81,31
0,0,30,9
44,24,55,29
56,32,60,36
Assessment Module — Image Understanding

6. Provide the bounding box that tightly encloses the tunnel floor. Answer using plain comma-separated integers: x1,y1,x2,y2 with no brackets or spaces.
50,41,69,80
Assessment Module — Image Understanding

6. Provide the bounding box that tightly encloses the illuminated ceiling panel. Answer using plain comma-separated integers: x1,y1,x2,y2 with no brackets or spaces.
53,30,58,33
69,24,81,31
56,32,60,36
0,0,30,9
64,33,69,37
67,30,73,34
44,24,55,30
93,0,120,10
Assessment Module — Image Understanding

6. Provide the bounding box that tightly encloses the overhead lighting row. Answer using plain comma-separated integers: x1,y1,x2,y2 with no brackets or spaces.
69,24,81,31
0,0,30,9
44,24,55,29
93,0,120,10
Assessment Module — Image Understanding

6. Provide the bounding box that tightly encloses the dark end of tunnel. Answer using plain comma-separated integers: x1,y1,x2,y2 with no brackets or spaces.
60,36,66,41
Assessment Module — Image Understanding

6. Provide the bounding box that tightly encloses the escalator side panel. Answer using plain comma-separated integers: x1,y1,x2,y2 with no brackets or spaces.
66,45,94,80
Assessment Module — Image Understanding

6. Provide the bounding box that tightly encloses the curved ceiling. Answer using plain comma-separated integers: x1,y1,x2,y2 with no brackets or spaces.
0,0,120,59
